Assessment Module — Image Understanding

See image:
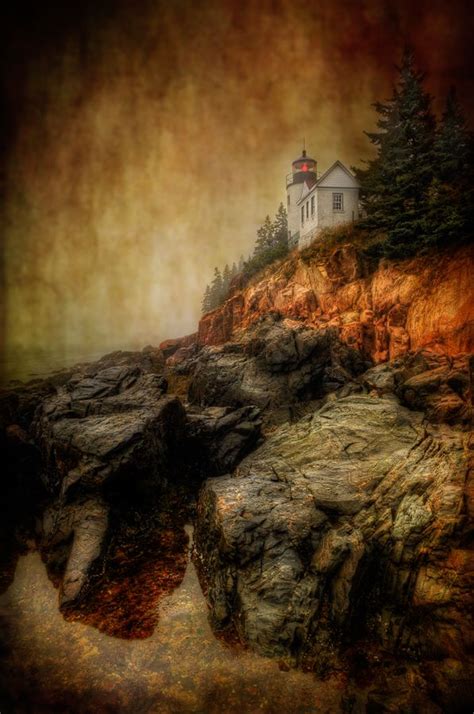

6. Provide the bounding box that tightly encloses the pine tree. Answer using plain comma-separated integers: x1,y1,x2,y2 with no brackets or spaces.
242,204,290,279
355,48,436,257
221,263,231,300
425,88,474,247
271,202,288,254
436,87,471,179
201,284,212,314
209,267,223,310
254,215,273,257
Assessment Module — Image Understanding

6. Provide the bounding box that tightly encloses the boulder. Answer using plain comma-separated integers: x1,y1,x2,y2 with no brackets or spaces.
188,318,368,415
195,394,471,692
31,362,187,606
159,332,197,359
33,367,184,496
41,496,109,606
185,405,262,478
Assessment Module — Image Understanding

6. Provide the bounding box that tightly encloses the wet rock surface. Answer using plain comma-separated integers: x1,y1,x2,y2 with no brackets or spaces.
1,246,473,711
0,347,266,616
188,317,369,417
27,360,186,608
195,393,473,710
185,405,263,478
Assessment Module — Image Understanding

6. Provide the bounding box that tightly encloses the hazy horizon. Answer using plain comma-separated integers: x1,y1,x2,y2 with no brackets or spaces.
2,0,473,381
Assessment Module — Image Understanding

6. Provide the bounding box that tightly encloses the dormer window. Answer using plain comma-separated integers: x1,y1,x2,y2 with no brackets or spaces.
333,193,344,211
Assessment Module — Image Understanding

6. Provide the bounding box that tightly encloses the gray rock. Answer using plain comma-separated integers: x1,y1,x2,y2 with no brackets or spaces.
195,394,469,664
31,361,186,606
185,405,262,477
42,496,109,606
362,362,398,392
394,351,472,426
188,320,368,414
34,370,183,496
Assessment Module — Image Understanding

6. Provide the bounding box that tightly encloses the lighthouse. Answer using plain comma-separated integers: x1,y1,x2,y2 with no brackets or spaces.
286,149,317,246
286,148,361,250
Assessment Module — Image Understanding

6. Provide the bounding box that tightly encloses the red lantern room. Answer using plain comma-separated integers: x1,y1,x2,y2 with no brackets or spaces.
291,149,317,186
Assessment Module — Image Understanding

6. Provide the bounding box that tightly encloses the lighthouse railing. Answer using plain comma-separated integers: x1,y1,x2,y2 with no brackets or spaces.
286,171,320,187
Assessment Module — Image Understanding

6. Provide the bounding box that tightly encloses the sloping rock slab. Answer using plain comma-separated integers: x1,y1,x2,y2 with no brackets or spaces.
195,395,470,672
185,405,262,477
34,369,184,495
41,496,109,606
32,366,186,607
188,319,368,412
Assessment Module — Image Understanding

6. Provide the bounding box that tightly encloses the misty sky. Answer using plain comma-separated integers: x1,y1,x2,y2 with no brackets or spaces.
2,0,473,379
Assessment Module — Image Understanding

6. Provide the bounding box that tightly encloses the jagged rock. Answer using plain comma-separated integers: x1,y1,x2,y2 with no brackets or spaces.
30,362,186,605
188,318,368,414
362,362,398,393
33,367,184,495
197,243,474,361
0,347,165,430
362,350,473,427
159,332,197,359
185,405,262,477
195,394,471,695
41,496,109,606
396,354,473,426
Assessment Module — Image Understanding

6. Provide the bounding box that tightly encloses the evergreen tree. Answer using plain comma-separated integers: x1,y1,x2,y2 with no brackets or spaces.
271,202,288,254
209,267,223,310
355,48,436,257
242,204,289,279
231,261,238,278
222,263,231,296
201,284,212,314
425,88,474,246
254,215,273,257
436,87,471,179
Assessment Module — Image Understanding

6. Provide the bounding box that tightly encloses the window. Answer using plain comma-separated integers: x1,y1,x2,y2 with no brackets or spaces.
311,196,315,216
287,194,290,206
306,202,309,219
301,206,305,223
333,192,343,211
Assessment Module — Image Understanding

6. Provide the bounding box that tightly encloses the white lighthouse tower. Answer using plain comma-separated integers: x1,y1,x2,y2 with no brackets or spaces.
286,148,317,247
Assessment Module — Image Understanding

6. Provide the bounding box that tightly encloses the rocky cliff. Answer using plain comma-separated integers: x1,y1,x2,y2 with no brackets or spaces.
197,243,474,362
1,240,473,712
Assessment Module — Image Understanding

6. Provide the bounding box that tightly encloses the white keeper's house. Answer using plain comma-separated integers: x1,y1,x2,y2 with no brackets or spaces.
286,149,360,249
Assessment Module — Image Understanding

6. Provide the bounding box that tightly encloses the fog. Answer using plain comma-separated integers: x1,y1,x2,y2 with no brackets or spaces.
2,0,473,379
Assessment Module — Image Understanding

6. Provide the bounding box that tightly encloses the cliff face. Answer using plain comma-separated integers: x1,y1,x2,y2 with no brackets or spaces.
188,243,474,711
198,243,474,362
2,242,473,711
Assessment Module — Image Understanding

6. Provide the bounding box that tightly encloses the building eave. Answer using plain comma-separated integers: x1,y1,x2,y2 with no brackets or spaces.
315,160,360,187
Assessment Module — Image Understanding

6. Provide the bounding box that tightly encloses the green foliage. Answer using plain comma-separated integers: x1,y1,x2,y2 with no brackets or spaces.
242,202,289,279
201,284,212,314
424,87,474,248
201,204,289,314
355,48,436,257
207,267,223,313
356,48,473,259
